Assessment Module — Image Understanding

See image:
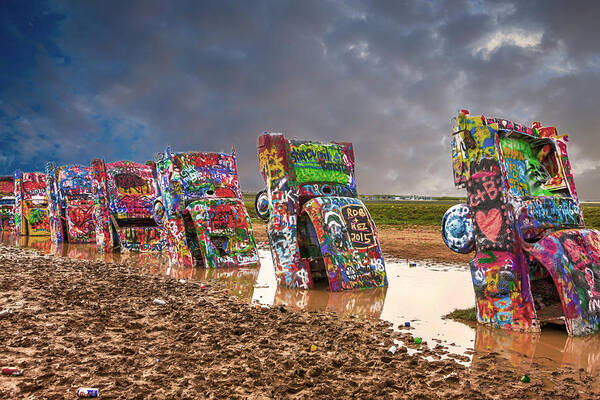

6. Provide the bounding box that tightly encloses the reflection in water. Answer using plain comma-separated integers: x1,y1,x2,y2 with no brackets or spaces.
4,231,600,375
251,251,388,319
473,324,600,375
473,324,539,371
381,260,476,356
16,234,52,252
51,241,101,260
271,286,387,319
150,263,260,300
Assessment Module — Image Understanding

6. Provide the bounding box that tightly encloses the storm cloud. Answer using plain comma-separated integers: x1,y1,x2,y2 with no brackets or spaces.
1,0,599,199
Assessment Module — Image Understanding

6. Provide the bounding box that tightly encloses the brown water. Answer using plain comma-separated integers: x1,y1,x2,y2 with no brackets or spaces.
4,232,600,375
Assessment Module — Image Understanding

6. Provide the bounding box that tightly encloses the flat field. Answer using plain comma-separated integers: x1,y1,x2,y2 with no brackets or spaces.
245,200,600,230
245,200,600,264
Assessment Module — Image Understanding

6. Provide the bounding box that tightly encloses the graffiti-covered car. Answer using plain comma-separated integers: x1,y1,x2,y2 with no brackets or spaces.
91,159,165,252
0,176,15,231
257,133,387,291
13,171,50,236
443,109,600,336
46,163,96,243
153,146,259,268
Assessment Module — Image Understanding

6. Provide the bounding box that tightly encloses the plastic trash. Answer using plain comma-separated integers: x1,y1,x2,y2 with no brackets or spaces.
153,299,166,305
310,344,318,352
409,262,417,267
77,387,99,397
178,279,186,284
1,367,23,376
414,337,423,344
520,374,530,383
388,345,397,355
0,309,13,318
279,306,286,312
404,322,411,327
200,283,206,289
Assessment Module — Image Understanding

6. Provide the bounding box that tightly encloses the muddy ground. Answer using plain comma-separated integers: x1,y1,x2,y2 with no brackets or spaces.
1,245,597,399
252,223,473,264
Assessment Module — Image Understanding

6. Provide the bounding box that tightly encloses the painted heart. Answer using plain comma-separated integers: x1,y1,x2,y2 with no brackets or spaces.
475,209,503,243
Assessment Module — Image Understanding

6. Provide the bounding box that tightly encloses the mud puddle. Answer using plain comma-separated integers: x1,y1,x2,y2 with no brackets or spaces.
4,232,600,377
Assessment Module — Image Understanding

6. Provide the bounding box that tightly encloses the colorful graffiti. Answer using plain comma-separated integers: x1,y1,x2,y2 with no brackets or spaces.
46,163,96,243
303,197,386,290
466,162,538,332
517,197,583,241
441,203,474,254
0,176,15,231
444,109,600,336
13,171,50,236
531,230,600,336
257,133,386,291
289,141,353,185
91,159,165,253
499,136,568,198
154,146,259,268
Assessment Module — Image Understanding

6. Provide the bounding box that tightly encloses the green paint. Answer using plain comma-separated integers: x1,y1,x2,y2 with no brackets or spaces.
478,250,497,264
577,287,588,312
289,142,350,185
501,137,554,197
28,208,47,223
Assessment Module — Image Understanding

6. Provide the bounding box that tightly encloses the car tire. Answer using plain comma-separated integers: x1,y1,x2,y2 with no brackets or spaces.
254,190,270,221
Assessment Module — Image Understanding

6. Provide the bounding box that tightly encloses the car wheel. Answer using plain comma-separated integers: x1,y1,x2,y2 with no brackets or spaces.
254,190,270,221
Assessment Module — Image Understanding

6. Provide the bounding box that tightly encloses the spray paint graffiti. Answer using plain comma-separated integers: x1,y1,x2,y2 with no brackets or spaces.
0,176,15,231
46,163,96,243
467,164,537,331
441,203,475,254
153,146,259,268
13,171,50,236
303,197,386,290
531,230,600,335
257,132,387,291
517,197,583,241
91,159,165,253
443,109,600,335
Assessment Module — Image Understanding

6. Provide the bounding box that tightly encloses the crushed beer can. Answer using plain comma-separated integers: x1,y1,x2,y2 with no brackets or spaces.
1,367,23,376
76,387,99,397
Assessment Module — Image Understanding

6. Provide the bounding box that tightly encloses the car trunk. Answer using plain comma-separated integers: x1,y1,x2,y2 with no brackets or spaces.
186,198,259,268
529,229,600,336
300,196,387,291
65,199,96,243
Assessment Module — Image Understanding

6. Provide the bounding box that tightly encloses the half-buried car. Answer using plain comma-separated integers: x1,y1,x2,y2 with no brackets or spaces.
153,146,259,268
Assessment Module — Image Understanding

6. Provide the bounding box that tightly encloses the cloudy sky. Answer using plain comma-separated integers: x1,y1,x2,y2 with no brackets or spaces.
1,0,599,199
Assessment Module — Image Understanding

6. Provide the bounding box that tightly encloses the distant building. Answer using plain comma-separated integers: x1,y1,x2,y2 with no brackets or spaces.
358,194,432,201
